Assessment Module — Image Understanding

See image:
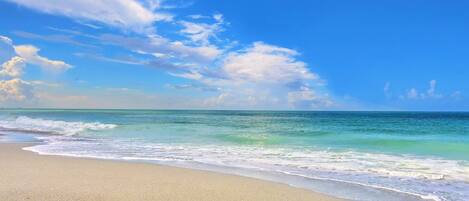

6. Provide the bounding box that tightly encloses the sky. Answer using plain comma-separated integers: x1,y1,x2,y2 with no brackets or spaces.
0,0,468,110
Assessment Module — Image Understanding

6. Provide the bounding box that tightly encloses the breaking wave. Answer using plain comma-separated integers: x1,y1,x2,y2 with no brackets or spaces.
0,116,116,136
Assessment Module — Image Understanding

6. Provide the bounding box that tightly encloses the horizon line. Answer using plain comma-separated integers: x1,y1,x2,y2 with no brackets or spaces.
1,107,468,113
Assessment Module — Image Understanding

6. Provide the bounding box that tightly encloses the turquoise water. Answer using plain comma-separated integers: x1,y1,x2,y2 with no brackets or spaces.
1,109,468,200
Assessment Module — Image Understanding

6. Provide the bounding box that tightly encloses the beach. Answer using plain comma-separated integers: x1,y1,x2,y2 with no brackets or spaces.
0,143,341,201
0,110,467,200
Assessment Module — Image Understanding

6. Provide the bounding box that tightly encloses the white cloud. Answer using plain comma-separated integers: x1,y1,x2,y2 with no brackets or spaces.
74,52,144,65
0,35,72,106
170,70,204,80
0,56,26,78
406,88,420,99
213,14,223,22
187,14,209,19
173,42,334,109
169,40,221,62
179,21,219,45
29,80,62,88
1,3,338,109
287,86,334,109
13,31,96,48
141,0,163,11
179,14,225,45
451,91,462,100
1,35,72,73
14,45,72,72
402,80,443,100
384,82,390,92
98,34,222,66
427,79,436,96
8,0,172,33
384,82,392,98
222,42,317,83
0,35,13,45
0,78,34,102
0,36,15,62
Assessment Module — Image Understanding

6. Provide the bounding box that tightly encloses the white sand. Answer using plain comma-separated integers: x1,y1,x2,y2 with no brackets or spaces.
0,143,342,201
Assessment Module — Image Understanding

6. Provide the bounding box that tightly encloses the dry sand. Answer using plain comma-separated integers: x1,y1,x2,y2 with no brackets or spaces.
0,143,342,201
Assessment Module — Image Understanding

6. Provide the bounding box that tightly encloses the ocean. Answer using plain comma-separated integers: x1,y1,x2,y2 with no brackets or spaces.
0,109,468,201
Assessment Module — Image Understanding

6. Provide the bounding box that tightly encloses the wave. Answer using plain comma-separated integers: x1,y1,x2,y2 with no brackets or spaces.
23,137,469,201
0,116,117,136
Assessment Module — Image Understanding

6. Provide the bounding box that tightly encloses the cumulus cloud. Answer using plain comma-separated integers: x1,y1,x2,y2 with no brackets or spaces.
0,56,26,78
221,42,317,83
1,35,72,73
7,0,172,33
0,78,34,102
0,37,26,81
0,35,72,106
0,36,33,104
173,42,334,109
14,45,72,72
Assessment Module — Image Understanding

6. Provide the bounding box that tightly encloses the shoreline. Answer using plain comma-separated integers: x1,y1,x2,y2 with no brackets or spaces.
0,142,343,201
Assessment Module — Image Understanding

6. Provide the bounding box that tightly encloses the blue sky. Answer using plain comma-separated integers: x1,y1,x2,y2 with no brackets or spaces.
0,0,468,110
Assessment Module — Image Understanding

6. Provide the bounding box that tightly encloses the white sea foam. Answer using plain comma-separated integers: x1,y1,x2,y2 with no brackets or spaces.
24,137,469,201
0,116,116,135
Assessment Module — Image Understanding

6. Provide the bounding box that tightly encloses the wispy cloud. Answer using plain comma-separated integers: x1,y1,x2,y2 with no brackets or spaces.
73,52,145,65
0,36,15,61
187,14,210,20
97,33,222,66
179,14,225,45
13,30,96,48
7,0,172,34
383,82,391,97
